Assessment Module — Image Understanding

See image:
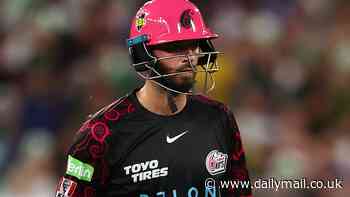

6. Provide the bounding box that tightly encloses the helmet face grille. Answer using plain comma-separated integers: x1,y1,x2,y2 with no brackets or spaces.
129,42,155,72
129,38,222,95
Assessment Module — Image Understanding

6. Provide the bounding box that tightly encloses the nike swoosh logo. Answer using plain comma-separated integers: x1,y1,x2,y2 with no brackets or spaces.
166,130,188,144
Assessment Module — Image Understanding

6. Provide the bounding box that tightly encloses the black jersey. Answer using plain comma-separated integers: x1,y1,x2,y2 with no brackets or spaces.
55,89,252,197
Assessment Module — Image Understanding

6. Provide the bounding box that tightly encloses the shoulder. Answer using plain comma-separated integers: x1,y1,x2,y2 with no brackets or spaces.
190,94,237,128
89,93,136,123
77,93,136,137
190,94,232,115
68,93,136,158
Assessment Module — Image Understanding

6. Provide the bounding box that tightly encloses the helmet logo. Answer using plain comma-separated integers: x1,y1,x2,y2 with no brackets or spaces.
136,12,146,32
180,9,194,29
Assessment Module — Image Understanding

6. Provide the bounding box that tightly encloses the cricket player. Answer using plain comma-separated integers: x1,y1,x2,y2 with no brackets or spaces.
55,0,252,196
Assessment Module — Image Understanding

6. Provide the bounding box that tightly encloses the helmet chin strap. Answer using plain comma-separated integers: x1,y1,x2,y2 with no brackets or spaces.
152,77,182,114
166,91,179,113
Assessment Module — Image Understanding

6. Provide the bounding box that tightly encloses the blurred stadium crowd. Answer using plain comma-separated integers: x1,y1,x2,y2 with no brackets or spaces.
0,0,349,196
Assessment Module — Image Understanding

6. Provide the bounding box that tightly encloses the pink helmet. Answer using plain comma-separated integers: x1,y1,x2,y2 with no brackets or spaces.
128,0,218,46
127,0,221,95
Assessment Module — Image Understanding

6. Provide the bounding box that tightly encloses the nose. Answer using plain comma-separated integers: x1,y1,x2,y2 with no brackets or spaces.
184,46,199,65
186,46,199,56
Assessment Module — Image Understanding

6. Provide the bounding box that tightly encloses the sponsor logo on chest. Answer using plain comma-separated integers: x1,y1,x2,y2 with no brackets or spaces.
205,150,228,175
123,160,168,183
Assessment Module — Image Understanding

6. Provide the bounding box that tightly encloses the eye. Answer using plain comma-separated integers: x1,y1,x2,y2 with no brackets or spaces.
151,41,200,54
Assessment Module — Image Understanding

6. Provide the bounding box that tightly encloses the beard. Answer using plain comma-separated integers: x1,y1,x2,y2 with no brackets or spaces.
153,62,196,94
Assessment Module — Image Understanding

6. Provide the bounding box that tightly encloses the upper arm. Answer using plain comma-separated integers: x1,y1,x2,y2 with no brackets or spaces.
55,119,112,197
221,105,253,196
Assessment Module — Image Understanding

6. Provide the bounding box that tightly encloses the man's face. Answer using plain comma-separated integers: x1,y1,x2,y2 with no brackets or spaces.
151,40,201,93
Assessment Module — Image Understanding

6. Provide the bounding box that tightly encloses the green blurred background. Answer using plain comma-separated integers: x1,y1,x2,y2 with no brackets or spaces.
0,0,349,196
